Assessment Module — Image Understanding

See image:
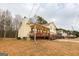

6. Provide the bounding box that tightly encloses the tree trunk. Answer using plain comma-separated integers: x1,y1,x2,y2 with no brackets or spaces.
4,30,6,38
15,30,18,38
3,24,6,39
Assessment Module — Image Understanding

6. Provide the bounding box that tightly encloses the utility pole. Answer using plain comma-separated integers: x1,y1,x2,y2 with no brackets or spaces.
34,24,36,42
28,4,40,42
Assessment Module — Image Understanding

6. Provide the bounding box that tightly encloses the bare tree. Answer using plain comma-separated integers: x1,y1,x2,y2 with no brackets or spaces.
5,10,12,31
0,9,4,37
0,10,12,38
13,15,22,38
5,10,12,37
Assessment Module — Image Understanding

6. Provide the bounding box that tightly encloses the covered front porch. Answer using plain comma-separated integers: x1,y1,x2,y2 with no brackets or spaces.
30,24,50,39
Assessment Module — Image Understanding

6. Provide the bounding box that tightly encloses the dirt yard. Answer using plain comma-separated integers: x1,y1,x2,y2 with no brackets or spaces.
0,38,79,56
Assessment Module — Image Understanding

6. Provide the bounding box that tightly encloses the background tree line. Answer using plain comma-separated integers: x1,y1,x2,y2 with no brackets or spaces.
0,9,23,38
56,28,79,37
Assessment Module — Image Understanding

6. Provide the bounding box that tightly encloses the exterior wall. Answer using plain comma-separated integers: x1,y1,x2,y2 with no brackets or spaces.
18,18,31,39
47,23,57,35
49,24,57,35
62,32,67,37
57,30,67,37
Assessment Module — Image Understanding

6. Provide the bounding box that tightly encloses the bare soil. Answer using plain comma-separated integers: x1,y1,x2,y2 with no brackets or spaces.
0,38,79,56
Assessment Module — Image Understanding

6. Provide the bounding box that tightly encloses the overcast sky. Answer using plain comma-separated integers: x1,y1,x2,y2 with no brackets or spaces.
0,3,79,31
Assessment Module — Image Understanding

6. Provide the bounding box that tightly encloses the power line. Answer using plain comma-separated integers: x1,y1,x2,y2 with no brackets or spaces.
28,3,40,18
28,4,35,18
34,4,40,16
